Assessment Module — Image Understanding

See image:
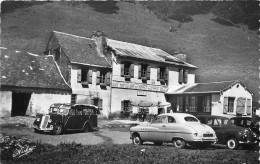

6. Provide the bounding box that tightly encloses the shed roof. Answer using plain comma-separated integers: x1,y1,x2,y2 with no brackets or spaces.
1,48,71,91
166,80,253,95
52,31,111,67
106,39,197,68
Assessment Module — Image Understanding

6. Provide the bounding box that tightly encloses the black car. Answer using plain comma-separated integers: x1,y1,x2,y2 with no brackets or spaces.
197,115,258,150
33,103,99,135
228,116,260,135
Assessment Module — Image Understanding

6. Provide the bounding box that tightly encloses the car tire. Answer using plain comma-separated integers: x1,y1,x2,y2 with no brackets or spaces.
132,134,143,145
226,138,238,150
83,123,91,132
173,138,186,149
154,142,163,146
53,124,63,135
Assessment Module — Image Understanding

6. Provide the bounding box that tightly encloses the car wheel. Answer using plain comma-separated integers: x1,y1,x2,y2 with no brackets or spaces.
226,138,238,150
83,123,91,132
132,134,143,145
173,138,186,149
154,142,163,146
53,124,63,135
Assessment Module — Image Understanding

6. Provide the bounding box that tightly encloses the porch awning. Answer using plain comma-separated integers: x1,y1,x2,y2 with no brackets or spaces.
158,102,171,107
131,101,157,107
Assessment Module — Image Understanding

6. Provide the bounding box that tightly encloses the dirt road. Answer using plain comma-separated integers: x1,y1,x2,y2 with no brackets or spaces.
0,116,134,146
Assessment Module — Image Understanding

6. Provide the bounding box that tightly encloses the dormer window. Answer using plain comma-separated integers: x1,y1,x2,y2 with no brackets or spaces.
54,47,61,61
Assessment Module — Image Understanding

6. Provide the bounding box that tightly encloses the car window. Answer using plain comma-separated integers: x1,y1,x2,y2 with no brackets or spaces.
184,116,199,122
83,108,93,115
206,119,213,126
222,119,229,125
77,109,83,115
69,109,76,115
154,116,167,123
167,116,176,123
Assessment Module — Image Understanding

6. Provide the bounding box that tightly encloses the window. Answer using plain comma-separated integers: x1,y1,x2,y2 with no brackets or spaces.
157,67,168,85
203,96,211,112
77,68,92,85
167,116,176,123
121,62,132,77
138,64,151,82
69,109,76,115
189,96,197,112
54,48,61,61
83,108,93,115
184,116,198,122
228,97,235,113
140,64,147,78
100,70,106,84
177,97,183,112
92,98,103,110
121,100,131,113
179,69,188,84
154,116,167,123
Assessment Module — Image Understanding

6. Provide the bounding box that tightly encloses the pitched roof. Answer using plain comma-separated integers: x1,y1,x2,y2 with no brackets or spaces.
1,48,71,91
106,39,197,68
52,31,111,67
166,80,252,94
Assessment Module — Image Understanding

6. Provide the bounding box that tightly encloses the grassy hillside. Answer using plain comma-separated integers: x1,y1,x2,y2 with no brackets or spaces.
1,2,259,106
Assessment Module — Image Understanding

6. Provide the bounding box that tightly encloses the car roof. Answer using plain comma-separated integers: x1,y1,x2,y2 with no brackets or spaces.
196,115,229,120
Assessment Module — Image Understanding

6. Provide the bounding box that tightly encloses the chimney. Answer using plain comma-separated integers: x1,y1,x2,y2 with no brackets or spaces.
91,31,107,56
173,51,186,62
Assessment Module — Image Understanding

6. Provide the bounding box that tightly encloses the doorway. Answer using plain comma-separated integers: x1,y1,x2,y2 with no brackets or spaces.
11,92,31,117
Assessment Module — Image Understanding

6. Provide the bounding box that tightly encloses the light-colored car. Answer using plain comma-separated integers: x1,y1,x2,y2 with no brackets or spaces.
130,113,217,148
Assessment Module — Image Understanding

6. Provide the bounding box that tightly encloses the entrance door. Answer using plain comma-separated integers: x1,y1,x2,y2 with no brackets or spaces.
11,92,31,117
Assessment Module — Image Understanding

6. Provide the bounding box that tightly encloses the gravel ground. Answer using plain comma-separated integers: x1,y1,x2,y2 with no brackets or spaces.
0,116,142,146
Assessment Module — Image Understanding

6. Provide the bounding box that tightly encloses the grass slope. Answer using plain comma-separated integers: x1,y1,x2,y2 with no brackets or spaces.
1,2,259,104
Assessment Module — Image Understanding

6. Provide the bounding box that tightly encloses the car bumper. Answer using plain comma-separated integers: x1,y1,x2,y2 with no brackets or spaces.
33,124,53,131
192,137,217,143
238,140,258,145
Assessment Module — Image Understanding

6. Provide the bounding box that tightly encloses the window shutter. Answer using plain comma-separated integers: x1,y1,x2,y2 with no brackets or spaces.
236,98,246,114
183,70,188,84
98,99,103,109
157,68,160,81
87,69,92,84
121,64,124,77
223,97,228,113
138,65,141,79
147,66,151,80
179,69,183,84
106,72,111,86
121,101,124,112
246,99,252,115
130,64,134,78
164,67,169,81
96,71,100,85
77,69,82,83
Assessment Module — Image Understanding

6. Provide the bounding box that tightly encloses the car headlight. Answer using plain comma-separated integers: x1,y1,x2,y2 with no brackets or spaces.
36,118,40,121
48,119,52,123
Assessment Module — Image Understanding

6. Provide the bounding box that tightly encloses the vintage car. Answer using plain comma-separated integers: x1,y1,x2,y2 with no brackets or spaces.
196,115,258,150
130,113,217,149
33,103,99,135
228,116,260,135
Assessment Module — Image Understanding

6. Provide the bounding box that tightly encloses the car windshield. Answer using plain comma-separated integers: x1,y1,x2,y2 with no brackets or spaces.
184,116,199,122
58,105,70,115
49,104,70,115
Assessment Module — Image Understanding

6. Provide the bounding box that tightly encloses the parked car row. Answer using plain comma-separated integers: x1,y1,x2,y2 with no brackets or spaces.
130,113,258,150
33,103,99,135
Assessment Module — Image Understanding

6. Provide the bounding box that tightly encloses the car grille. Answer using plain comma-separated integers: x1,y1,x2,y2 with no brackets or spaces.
203,134,213,137
40,115,50,129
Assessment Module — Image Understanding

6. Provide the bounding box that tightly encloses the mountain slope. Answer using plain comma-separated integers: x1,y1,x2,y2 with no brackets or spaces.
1,2,259,106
